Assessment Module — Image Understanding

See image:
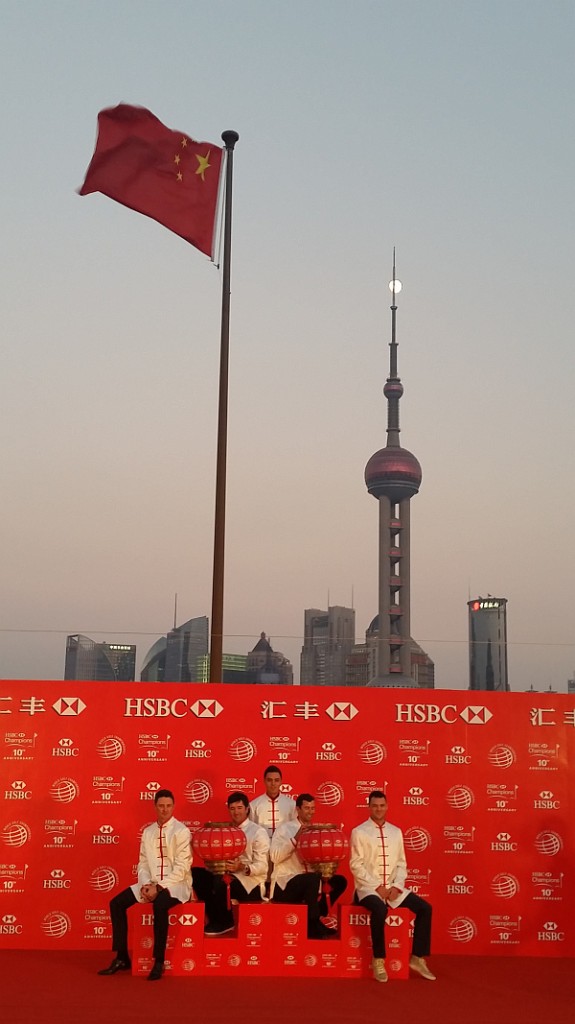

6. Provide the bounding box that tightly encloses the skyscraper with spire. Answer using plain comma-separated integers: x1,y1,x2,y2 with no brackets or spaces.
364,256,422,686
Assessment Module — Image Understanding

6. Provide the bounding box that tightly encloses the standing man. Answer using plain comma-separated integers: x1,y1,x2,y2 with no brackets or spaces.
349,790,435,983
192,791,270,936
270,792,347,939
98,788,192,981
250,764,296,837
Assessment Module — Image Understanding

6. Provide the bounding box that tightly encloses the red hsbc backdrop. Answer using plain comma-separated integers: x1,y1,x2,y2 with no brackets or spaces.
1,681,573,957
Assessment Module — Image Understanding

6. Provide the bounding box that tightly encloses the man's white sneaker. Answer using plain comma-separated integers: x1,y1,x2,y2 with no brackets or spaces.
372,957,388,983
409,955,436,980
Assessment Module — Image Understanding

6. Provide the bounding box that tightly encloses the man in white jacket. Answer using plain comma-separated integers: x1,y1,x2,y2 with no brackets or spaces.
270,793,347,938
250,764,296,837
98,788,192,981
349,790,435,984
192,791,270,936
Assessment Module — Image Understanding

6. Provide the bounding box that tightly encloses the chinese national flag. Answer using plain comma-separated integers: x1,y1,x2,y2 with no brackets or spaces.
79,104,223,257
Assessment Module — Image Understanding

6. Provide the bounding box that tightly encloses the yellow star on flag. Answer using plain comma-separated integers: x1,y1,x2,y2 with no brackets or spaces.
195,150,211,181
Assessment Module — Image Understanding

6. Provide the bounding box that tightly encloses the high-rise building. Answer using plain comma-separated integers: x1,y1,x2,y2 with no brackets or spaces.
300,606,355,686
140,616,208,682
197,653,248,683
346,618,434,688
364,259,422,686
246,633,294,685
64,635,136,681
468,597,509,691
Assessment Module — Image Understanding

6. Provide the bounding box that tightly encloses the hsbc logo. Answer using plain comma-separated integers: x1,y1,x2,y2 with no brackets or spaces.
93,824,119,845
139,781,161,800
461,706,492,725
316,741,342,762
185,738,212,759
447,873,474,894
403,786,429,806
396,704,492,725
386,916,403,927
5,781,31,800
43,868,71,889
445,744,471,765
178,913,198,926
325,702,358,722
534,790,559,810
191,700,223,719
123,698,223,719
0,913,22,935
52,737,79,757
538,921,565,942
491,831,517,852
52,697,87,717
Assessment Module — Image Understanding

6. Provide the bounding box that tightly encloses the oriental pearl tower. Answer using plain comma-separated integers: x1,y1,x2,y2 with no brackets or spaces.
364,254,422,686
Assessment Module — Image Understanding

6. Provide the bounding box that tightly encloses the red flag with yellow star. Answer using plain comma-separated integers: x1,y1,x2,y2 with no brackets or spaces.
79,104,223,257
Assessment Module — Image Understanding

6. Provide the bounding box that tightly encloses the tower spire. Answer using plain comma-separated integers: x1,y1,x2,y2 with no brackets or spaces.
385,247,403,448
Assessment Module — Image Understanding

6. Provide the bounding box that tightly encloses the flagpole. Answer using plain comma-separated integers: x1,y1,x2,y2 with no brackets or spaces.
209,129,239,683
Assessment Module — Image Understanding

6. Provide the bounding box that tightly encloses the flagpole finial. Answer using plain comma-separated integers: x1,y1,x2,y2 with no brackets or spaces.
222,130,239,149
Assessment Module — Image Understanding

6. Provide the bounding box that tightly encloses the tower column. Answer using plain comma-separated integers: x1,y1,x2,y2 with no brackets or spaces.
378,495,392,677
399,498,411,677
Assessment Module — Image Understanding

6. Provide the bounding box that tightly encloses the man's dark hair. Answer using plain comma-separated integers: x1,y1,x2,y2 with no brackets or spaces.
264,765,282,779
296,792,315,808
154,788,175,804
227,791,249,809
368,790,387,802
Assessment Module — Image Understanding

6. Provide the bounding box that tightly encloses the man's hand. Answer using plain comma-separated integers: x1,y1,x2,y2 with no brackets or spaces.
140,883,159,902
225,858,243,873
387,886,403,903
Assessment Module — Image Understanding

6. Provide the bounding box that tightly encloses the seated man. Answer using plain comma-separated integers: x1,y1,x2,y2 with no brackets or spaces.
270,792,347,939
98,788,192,981
349,790,436,984
192,791,270,936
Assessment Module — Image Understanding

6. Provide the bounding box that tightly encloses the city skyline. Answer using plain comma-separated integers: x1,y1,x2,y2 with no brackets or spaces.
1,3,574,691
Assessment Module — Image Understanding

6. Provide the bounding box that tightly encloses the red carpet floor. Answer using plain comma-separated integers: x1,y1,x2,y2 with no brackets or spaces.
2,951,573,1024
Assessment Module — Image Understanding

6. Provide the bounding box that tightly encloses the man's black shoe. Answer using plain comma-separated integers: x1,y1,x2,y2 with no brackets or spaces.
98,957,131,975
147,960,164,981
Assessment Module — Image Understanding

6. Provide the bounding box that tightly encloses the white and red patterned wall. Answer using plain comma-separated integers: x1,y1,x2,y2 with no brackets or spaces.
1,681,573,956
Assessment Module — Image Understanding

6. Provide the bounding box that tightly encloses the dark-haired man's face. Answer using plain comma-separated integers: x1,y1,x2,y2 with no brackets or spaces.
369,796,388,825
155,797,175,825
228,800,249,826
297,799,315,826
264,772,282,798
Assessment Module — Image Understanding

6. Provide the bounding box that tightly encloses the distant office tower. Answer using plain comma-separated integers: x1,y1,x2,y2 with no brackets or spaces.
346,618,434,688
568,673,575,695
246,633,294,685
345,644,370,687
140,637,167,682
364,260,422,686
140,616,208,682
197,653,248,683
164,616,208,682
65,635,136,681
468,598,509,691
300,606,355,686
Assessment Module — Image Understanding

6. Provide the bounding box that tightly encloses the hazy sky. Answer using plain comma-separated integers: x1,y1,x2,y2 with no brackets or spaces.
1,1,574,689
